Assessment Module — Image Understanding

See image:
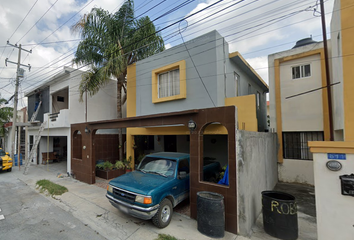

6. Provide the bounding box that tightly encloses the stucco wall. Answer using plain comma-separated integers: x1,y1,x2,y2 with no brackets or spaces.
236,130,278,236
312,150,354,240
280,54,323,131
268,42,324,132
133,30,267,121
330,0,344,136
278,159,314,185
135,31,220,116
225,95,257,131
67,70,117,124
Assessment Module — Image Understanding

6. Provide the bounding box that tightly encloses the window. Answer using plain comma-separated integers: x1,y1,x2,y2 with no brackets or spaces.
292,64,311,79
256,91,260,109
158,69,180,98
234,72,240,97
283,132,324,160
152,60,186,103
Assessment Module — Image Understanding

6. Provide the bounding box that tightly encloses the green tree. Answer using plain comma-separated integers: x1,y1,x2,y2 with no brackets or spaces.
72,0,164,161
0,96,14,143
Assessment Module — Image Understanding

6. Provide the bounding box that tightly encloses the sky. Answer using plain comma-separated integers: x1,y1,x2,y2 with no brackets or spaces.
0,0,335,109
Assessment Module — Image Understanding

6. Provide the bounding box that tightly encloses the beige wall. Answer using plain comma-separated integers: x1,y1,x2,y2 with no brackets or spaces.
309,141,354,240
330,0,345,140
278,160,314,185
279,54,324,131
268,42,324,132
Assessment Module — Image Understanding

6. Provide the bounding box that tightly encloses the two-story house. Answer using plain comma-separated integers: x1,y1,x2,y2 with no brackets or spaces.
268,0,354,186
25,66,118,174
70,30,272,236
125,30,269,165
268,38,328,185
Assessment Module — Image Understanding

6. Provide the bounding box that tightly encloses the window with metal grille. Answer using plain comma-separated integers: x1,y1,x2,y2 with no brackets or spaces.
283,132,324,160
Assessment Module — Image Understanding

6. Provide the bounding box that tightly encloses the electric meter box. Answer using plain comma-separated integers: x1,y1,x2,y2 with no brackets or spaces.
339,174,354,197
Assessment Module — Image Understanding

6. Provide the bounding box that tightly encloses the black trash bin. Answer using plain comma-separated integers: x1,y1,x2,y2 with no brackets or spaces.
197,191,225,238
262,191,298,240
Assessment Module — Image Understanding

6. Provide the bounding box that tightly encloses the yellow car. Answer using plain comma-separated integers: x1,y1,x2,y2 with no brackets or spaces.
0,148,12,172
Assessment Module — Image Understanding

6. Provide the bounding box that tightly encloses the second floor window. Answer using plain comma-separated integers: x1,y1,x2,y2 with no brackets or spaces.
292,64,311,79
158,69,180,98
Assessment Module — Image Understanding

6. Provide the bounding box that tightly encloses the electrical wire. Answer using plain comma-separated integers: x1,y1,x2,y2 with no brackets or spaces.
31,0,95,51
8,0,39,41
16,0,60,44
12,0,344,95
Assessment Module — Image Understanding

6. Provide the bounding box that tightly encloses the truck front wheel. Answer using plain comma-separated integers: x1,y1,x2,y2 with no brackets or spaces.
7,168,12,172
152,198,173,228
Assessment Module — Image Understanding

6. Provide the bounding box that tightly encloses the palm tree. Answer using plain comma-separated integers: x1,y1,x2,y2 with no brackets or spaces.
0,96,14,147
72,0,164,161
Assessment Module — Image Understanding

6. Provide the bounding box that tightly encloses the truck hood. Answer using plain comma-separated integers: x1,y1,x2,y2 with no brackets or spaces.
1,155,11,161
109,171,173,195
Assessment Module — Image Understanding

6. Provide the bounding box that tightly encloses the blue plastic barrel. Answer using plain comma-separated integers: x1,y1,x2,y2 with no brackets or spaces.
14,154,23,166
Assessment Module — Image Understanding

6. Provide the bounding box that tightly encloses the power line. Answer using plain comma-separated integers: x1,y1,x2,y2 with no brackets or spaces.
31,0,95,51
16,0,60,44
179,22,216,107
8,0,39,41
13,0,342,95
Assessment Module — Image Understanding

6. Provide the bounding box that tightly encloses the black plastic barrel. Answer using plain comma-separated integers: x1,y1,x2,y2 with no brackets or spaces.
262,191,298,240
197,191,225,238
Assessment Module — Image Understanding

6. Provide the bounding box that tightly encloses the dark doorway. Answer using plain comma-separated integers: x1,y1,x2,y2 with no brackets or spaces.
164,135,177,152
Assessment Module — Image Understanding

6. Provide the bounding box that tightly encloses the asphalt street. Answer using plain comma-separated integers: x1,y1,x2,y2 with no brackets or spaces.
0,171,107,240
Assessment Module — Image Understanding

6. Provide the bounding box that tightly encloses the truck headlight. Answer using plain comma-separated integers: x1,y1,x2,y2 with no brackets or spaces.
107,185,113,193
135,195,152,204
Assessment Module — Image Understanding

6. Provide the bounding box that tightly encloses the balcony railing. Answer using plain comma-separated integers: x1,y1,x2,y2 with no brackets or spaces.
44,109,69,128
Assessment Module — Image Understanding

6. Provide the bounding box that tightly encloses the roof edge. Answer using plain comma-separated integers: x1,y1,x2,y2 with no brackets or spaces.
229,51,269,90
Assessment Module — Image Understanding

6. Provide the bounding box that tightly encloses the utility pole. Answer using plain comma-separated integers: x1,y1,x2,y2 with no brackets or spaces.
320,0,334,141
5,41,31,160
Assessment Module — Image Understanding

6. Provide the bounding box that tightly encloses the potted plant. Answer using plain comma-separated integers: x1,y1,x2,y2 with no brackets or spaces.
123,156,132,173
115,160,125,170
95,160,124,179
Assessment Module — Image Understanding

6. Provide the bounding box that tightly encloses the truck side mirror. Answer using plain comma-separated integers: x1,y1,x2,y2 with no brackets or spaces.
178,171,187,179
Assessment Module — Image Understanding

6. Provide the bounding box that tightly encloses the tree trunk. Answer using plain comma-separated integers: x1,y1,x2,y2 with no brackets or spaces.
117,78,123,161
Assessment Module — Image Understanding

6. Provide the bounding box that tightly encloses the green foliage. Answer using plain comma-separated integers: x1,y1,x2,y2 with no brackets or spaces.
0,95,13,138
155,234,178,240
36,179,68,196
96,161,114,170
115,160,125,170
123,156,132,169
71,0,165,103
115,156,132,170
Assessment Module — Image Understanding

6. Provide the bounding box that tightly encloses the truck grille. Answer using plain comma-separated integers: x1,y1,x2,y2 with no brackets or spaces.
112,187,136,203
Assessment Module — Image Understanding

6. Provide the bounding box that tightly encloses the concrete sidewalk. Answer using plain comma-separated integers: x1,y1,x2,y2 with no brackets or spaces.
9,162,317,240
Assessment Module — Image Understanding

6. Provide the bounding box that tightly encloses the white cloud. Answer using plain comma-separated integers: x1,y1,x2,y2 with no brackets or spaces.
165,43,172,49
0,0,125,108
245,56,269,84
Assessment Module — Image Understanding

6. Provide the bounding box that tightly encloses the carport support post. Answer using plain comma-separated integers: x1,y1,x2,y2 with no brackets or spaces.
126,131,134,169
189,130,199,219
88,127,95,184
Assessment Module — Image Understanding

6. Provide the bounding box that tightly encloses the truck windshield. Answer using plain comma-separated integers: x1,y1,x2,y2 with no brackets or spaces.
137,157,176,177
0,150,5,157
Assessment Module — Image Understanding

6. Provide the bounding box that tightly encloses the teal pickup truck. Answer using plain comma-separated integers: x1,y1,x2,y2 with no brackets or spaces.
106,152,191,228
